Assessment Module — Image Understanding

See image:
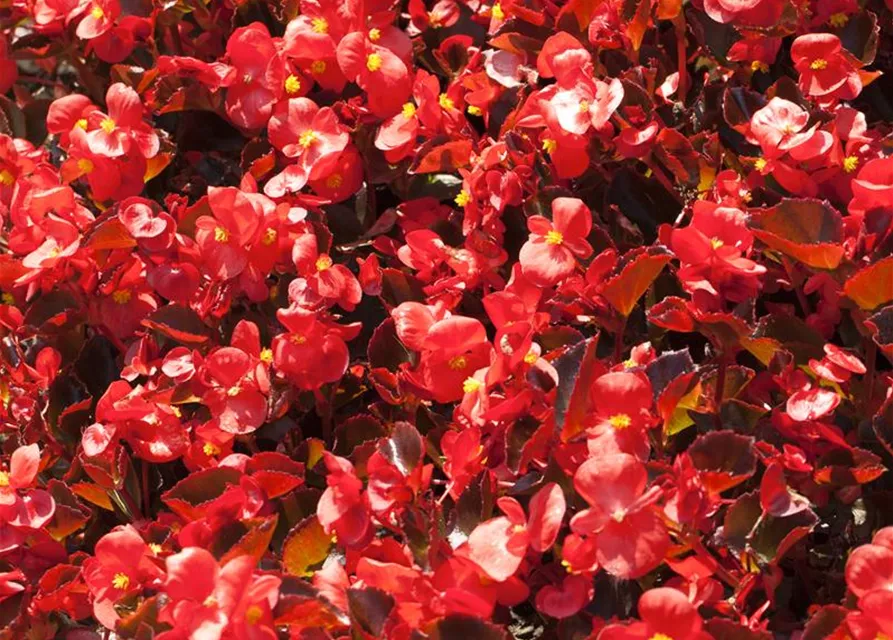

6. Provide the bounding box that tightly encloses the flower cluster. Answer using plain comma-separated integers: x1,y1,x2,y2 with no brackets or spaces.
0,0,891,638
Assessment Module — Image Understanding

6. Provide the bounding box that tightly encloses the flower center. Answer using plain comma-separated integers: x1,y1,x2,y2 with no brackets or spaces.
310,60,326,75
91,4,104,19
754,158,767,172
112,289,132,305
315,254,333,271
710,237,724,249
649,635,673,640
112,573,130,590
148,543,162,554
542,138,557,154
245,604,264,625
843,156,859,173
467,105,482,116
578,99,590,114
260,348,273,363
226,385,241,397
0,471,8,487
311,17,328,33
810,58,828,70
299,129,318,148
402,102,417,119
829,11,848,26
100,117,116,134
284,74,301,95
609,413,631,429
523,350,538,364
0,169,14,186
545,230,564,245
78,158,94,174
455,190,471,207
291,333,307,345
491,2,505,19
76,118,88,129
463,377,482,394
448,355,468,370
214,226,229,243
611,508,626,522
368,28,381,41
203,442,220,456
326,174,343,189
366,53,383,72
751,61,769,73
262,227,277,245
439,94,455,110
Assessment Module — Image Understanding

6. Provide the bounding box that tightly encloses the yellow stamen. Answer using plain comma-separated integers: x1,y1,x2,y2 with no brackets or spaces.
315,255,333,271
290,334,307,345
260,348,273,364
751,61,769,73
843,156,859,173
448,355,468,370
148,543,162,554
262,228,277,246
402,102,417,119
0,170,14,186
1,293,13,305
203,442,220,456
90,4,104,19
491,2,505,19
439,94,455,110
467,105,482,116
76,118,88,130
542,138,557,154
455,190,471,207
100,117,116,134
245,604,264,624
214,226,229,243
463,377,482,394
649,635,674,640
609,413,632,429
810,58,828,70
284,75,301,95
311,17,328,34
0,471,8,487
710,237,724,249
754,158,767,172
523,351,538,365
829,12,848,26
299,129,317,148
326,174,343,189
112,289,131,305
578,99,590,114
310,60,327,75
78,158,94,174
112,573,130,590
226,385,241,397
545,229,563,245
366,53,383,72
368,28,381,41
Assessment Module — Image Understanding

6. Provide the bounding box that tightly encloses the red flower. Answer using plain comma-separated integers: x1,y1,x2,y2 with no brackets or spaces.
0,444,55,553
336,31,412,118
73,0,120,40
291,232,362,311
571,454,669,578
195,187,273,280
317,453,372,547
84,83,158,158
201,345,269,435
272,307,357,390
519,197,593,287
791,34,863,101
670,201,766,306
266,97,349,197
224,23,285,129
585,371,655,461
82,524,165,629
599,587,712,639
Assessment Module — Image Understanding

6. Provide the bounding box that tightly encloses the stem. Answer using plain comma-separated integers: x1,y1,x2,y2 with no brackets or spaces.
783,258,811,317
614,315,629,364
141,460,150,518
687,533,740,588
714,355,727,428
673,13,688,101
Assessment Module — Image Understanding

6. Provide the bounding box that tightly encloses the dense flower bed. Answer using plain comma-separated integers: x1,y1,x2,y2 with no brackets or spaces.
0,0,892,637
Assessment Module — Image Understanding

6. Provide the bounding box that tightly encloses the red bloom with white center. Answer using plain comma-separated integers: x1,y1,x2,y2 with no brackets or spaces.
541,76,623,136
73,0,120,40
519,197,593,287
571,454,669,578
84,83,159,159
791,34,863,101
